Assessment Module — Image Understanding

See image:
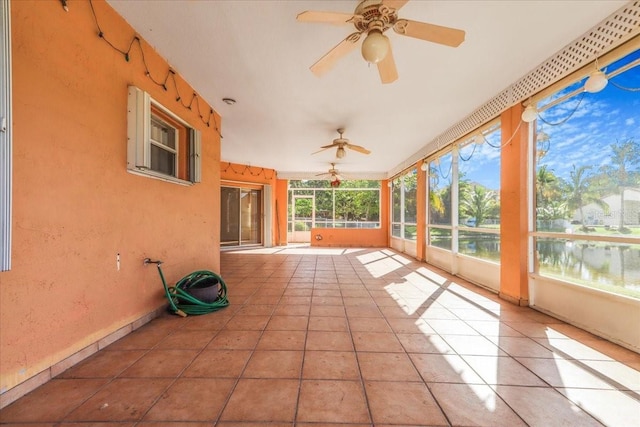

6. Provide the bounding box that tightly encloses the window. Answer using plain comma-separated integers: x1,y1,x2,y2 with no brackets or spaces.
390,169,417,240
532,50,640,298
391,177,402,237
428,152,453,250
426,122,502,262
288,180,381,230
127,86,201,184
1,0,11,271
457,124,502,262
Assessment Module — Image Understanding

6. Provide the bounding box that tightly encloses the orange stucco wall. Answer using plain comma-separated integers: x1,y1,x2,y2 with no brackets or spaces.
310,180,389,248
1,0,221,393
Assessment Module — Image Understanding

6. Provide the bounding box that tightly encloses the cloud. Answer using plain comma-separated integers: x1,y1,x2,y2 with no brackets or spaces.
625,118,635,126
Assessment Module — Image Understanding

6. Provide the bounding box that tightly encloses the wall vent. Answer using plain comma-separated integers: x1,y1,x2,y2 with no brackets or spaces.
390,0,640,177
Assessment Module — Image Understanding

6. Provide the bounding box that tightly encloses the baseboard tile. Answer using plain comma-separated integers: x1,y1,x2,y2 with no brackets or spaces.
0,306,164,409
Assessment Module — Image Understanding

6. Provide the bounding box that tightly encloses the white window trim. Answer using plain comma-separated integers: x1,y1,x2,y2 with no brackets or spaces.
1,0,12,271
127,86,201,185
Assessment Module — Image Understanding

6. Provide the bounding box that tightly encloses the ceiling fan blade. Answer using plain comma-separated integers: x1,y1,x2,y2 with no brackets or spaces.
382,0,409,12
377,44,398,84
312,147,332,155
319,143,338,149
310,32,362,77
347,144,371,155
297,10,358,25
393,19,465,47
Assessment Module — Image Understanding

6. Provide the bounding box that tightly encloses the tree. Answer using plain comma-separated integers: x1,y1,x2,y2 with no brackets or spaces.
564,165,607,230
403,170,418,223
536,165,562,208
460,185,498,227
428,170,445,216
597,139,640,232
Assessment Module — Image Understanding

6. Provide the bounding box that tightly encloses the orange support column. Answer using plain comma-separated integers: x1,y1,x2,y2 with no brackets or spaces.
275,179,289,246
500,105,530,306
415,164,427,261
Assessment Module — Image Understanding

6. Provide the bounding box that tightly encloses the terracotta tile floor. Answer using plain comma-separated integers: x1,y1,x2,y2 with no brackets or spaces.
2,247,639,426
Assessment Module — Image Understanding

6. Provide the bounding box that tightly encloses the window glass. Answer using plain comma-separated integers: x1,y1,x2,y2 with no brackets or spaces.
150,144,176,176
455,125,502,262
537,237,640,298
458,126,501,229
221,187,240,246
392,177,402,223
403,169,417,240
151,117,176,149
391,176,402,237
533,50,640,297
458,231,500,261
390,170,417,241
429,152,453,226
403,169,417,223
392,223,402,238
288,181,381,230
314,189,333,228
429,228,451,250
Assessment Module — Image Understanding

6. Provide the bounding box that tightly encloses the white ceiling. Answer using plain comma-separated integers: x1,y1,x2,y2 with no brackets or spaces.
108,0,628,179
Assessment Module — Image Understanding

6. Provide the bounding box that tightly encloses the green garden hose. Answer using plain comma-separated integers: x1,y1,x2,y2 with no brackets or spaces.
149,259,229,316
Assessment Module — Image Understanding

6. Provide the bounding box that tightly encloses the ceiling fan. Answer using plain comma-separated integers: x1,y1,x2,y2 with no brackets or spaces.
297,0,465,84
316,163,343,180
316,163,345,186
313,128,371,159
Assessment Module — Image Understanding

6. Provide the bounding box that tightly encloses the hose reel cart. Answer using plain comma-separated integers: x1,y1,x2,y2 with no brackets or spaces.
145,258,229,316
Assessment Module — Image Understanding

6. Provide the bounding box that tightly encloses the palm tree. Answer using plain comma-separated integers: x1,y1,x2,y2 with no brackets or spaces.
460,185,498,227
598,139,640,232
564,165,607,231
536,165,560,207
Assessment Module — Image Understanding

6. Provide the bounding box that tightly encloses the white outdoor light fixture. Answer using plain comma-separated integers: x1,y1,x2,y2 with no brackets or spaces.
420,160,428,171
521,104,538,123
584,69,608,93
361,30,390,64
536,130,550,142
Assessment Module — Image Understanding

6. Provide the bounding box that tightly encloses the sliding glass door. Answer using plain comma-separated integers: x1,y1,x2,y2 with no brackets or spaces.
221,186,262,247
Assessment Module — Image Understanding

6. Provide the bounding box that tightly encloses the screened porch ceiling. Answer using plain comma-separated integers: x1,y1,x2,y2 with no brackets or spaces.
107,0,635,179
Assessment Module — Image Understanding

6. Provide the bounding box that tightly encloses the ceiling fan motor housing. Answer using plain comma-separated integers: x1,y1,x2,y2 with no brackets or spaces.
353,0,399,33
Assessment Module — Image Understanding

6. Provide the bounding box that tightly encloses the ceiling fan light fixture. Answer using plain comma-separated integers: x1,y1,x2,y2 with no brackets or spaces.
361,29,390,64
336,146,346,158
584,69,608,93
521,104,538,123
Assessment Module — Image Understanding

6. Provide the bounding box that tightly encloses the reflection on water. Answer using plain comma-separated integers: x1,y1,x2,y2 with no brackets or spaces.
430,233,500,262
429,234,640,297
537,239,640,296
459,233,500,261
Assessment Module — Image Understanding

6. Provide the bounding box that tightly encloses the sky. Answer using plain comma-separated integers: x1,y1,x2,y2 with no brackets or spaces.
451,49,640,191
